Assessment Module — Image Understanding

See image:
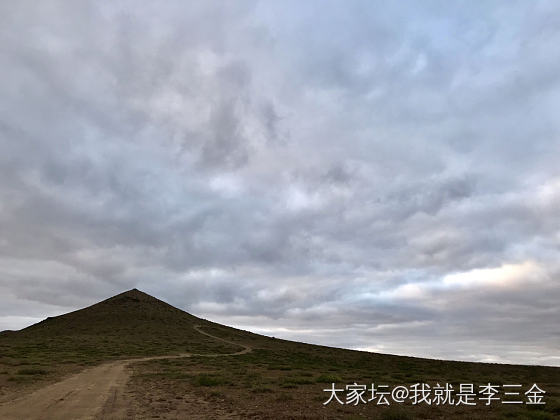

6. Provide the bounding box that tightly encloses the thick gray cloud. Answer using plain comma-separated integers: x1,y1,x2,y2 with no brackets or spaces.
1,0,559,366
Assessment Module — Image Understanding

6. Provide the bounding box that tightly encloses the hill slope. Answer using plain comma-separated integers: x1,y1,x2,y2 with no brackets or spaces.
1,289,241,365
1,289,559,419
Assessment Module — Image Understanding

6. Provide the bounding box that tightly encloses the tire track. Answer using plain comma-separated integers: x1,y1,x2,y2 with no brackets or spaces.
0,325,252,419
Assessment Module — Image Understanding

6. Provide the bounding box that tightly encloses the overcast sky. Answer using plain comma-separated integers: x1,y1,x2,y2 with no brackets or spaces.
1,1,559,366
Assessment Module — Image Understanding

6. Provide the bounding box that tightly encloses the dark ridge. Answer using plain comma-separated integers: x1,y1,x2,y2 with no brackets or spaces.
0,289,245,360
18,288,201,337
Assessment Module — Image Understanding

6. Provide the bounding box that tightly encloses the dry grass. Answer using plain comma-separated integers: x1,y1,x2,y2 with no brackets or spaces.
1,289,558,418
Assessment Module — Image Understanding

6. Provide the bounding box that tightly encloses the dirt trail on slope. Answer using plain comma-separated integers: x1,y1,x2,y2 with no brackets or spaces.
192,325,251,356
0,325,251,420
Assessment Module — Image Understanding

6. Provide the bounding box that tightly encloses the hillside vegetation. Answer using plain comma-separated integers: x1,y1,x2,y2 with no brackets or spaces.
1,289,558,419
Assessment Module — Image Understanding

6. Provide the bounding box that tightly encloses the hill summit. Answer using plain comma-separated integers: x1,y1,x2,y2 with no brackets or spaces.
23,288,199,336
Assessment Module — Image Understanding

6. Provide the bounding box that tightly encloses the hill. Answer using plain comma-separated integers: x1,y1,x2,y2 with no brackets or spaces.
0,289,558,419
2,289,242,364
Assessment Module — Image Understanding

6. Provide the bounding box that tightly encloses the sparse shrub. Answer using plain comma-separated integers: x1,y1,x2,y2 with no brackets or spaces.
17,368,48,375
286,377,314,385
501,410,519,418
252,386,274,393
7,376,30,383
379,407,414,420
209,391,225,399
524,411,555,420
315,374,342,383
192,374,223,386
299,371,313,377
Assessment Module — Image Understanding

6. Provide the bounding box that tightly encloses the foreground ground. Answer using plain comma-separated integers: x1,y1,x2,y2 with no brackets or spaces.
0,289,558,419
0,325,250,419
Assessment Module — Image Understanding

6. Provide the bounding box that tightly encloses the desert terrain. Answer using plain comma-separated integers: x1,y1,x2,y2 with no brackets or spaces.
0,289,558,419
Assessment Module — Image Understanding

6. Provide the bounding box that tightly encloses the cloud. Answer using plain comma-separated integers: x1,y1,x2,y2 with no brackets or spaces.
0,0,559,365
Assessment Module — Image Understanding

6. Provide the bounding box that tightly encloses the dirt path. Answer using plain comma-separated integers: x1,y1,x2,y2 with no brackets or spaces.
192,325,251,356
0,325,251,420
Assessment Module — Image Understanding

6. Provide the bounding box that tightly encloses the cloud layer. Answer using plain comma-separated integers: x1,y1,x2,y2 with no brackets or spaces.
1,1,559,365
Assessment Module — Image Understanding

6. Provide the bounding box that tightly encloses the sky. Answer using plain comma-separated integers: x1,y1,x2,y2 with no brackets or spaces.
0,1,559,366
